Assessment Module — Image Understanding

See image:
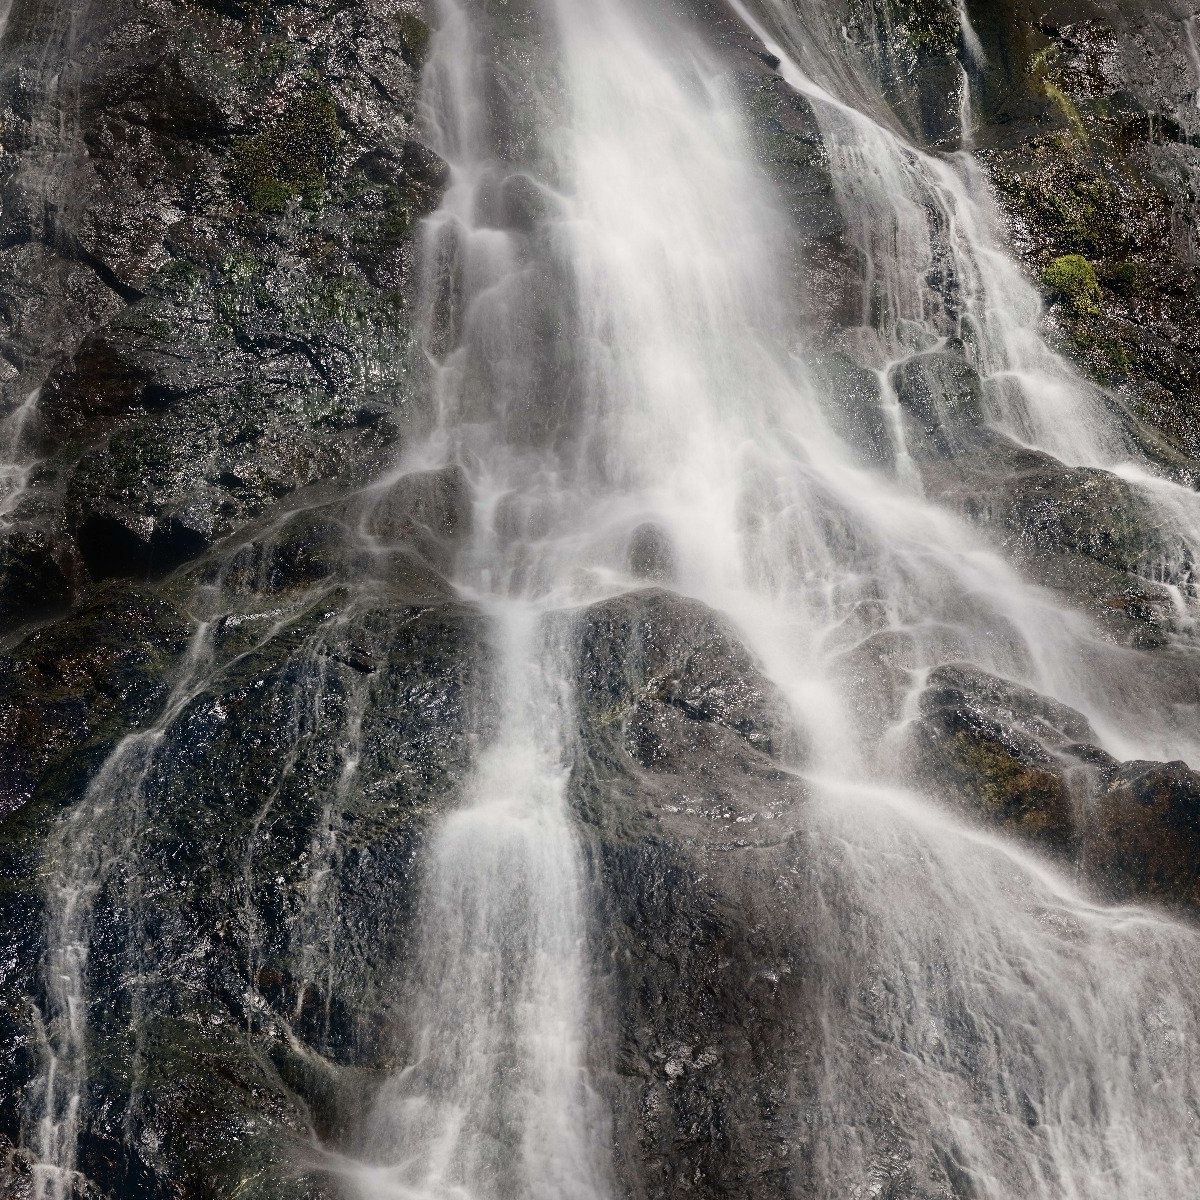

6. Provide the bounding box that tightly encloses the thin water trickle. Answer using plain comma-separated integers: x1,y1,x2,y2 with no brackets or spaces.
0,388,39,528
30,622,214,1200
1186,15,1200,109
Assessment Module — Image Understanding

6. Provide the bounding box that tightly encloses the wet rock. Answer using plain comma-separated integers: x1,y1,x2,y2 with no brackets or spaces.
356,463,471,577
223,505,351,594
0,588,193,816
810,351,893,470
890,350,994,463
731,32,859,332
846,0,974,146
0,0,441,626
897,369,1186,644
974,3,1200,466
0,0,454,1192
574,587,799,788
572,588,810,1200
0,588,483,1199
910,663,1107,854
998,461,1170,578
626,523,675,583
965,455,1191,646
1090,759,1200,911
0,523,75,632
911,664,1200,914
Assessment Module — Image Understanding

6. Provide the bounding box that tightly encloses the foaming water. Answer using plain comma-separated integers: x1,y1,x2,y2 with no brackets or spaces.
347,1,1200,1197
801,773,1200,1198
354,606,608,1200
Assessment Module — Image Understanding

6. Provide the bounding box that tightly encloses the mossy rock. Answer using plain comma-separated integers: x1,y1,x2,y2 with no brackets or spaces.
947,731,1074,842
393,10,431,65
1041,254,1102,315
911,664,1102,856
230,91,343,215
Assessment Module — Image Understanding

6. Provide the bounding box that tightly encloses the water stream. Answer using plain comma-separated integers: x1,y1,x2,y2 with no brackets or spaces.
16,0,1200,1196
1187,15,1200,108
348,0,1200,1196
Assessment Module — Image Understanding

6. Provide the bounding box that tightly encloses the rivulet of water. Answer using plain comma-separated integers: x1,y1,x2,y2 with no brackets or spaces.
0,387,39,528
29,622,214,1200
1186,15,1200,109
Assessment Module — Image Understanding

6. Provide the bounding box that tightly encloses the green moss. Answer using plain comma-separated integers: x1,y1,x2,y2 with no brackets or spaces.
991,148,1133,261
952,734,1069,841
1097,336,1132,375
1028,43,1089,144
154,258,203,290
231,91,343,216
1043,80,1089,143
248,178,294,215
380,190,415,247
394,11,431,63
1042,254,1102,316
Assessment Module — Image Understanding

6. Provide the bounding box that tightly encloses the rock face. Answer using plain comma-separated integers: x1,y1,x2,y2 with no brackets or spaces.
1091,759,1200,910
571,590,812,1200
0,0,441,627
969,1,1200,451
0,0,454,1195
0,2,1199,1199
911,662,1102,855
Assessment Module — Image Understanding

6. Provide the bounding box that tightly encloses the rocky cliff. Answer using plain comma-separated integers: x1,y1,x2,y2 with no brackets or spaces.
1,2,1198,1198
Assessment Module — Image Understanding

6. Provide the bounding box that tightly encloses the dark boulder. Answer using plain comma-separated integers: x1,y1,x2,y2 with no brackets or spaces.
1090,759,1200,911
910,662,1106,855
571,589,811,1200
890,350,995,464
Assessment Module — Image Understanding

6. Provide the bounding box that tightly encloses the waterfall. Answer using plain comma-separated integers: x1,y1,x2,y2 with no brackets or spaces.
354,607,607,1200
1187,15,1200,110
344,0,1200,1196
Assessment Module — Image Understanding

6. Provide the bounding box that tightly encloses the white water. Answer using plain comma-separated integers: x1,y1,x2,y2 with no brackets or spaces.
1187,15,1200,109
346,3,618,1196
346,1,1200,1197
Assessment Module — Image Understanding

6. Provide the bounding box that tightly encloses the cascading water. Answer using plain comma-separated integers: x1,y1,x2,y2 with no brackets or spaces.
740,0,1200,614
1187,15,1200,108
345,3,619,1195
344,0,1200,1197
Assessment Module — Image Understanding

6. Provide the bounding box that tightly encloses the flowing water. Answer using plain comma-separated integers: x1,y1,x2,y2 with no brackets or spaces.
17,0,1200,1196
1187,15,1200,108
347,0,1200,1197
30,621,215,1200
0,0,92,531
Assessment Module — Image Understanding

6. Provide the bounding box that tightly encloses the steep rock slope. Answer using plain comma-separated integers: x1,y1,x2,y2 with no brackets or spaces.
0,2,1198,1199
